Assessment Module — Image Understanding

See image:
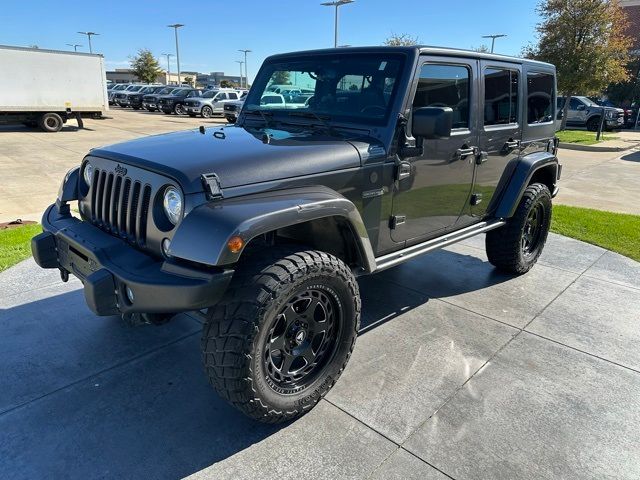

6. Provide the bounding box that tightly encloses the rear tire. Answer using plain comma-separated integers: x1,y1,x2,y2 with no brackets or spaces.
38,113,64,132
201,247,360,423
485,183,552,274
174,104,186,115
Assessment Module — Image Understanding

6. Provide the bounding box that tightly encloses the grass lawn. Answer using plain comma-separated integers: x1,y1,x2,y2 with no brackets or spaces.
0,223,42,272
551,205,640,262
556,129,618,145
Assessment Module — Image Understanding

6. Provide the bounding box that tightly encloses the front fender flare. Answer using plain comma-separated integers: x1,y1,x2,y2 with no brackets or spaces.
494,151,559,219
169,186,376,272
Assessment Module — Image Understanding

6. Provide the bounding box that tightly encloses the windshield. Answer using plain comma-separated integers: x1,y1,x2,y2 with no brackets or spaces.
577,96,598,107
244,53,405,126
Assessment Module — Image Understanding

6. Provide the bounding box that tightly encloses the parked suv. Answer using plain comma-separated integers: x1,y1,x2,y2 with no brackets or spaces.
158,88,202,115
557,96,624,131
32,46,560,423
184,88,241,118
114,85,151,108
223,91,248,123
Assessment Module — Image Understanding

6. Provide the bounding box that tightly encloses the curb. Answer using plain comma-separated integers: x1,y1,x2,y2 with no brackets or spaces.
558,142,639,152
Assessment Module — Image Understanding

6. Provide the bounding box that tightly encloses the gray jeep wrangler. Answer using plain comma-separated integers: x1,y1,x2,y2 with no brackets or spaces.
32,46,560,423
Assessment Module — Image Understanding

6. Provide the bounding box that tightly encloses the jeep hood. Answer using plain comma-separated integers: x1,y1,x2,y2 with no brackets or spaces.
90,126,371,193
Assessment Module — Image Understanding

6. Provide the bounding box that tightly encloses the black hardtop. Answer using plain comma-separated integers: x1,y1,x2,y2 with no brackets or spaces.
265,45,555,70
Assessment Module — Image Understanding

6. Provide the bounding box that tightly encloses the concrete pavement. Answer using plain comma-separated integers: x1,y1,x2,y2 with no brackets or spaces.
1,232,639,479
0,109,226,223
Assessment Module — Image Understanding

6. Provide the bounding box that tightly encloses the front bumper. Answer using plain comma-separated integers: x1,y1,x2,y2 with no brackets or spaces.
142,102,157,109
32,204,234,316
186,106,202,114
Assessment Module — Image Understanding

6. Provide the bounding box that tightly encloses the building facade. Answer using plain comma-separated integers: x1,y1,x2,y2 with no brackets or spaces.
621,0,640,53
106,69,200,86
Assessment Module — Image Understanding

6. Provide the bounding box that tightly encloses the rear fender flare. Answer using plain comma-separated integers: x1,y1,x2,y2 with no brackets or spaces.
494,151,558,219
169,186,376,272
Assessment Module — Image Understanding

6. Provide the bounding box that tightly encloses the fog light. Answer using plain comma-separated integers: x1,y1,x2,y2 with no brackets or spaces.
126,286,135,303
227,236,244,254
162,238,172,257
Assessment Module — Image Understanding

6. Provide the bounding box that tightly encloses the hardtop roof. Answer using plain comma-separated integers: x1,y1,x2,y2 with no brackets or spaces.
265,45,555,69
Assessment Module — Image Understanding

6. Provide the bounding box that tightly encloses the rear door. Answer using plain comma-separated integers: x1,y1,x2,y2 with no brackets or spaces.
470,60,522,219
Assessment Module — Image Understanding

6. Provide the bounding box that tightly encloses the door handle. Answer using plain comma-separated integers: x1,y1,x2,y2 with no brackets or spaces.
503,139,520,150
456,145,477,160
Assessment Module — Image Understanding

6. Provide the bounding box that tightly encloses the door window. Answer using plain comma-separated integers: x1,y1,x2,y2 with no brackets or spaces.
228,92,238,100
413,64,470,129
484,68,518,125
527,72,555,124
569,97,582,109
215,93,228,101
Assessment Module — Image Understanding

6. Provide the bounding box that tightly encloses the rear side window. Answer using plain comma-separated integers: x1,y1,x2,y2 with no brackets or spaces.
484,68,518,125
413,64,470,129
527,72,555,124
229,93,238,100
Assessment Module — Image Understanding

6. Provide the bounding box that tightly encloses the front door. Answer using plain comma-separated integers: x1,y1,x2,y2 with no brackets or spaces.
391,57,479,243
470,60,522,219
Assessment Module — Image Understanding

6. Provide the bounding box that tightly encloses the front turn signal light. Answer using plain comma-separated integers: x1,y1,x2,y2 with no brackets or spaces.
227,236,244,254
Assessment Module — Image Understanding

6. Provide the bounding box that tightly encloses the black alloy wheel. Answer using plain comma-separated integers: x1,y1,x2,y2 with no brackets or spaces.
263,287,340,394
522,203,545,258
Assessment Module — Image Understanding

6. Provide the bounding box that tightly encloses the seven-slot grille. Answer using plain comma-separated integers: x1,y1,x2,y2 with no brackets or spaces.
90,168,152,246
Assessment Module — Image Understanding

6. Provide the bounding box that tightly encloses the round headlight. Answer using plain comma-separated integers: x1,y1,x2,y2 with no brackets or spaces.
83,163,93,186
163,186,183,225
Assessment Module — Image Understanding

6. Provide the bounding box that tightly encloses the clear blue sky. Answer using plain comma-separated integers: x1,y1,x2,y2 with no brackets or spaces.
0,0,541,82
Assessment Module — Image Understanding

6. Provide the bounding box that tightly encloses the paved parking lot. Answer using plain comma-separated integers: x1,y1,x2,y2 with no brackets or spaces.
0,108,226,222
1,232,639,479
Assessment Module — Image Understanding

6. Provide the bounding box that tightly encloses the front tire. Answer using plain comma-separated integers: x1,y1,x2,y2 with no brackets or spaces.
174,104,186,115
201,248,360,423
586,117,600,132
485,183,552,274
201,106,213,118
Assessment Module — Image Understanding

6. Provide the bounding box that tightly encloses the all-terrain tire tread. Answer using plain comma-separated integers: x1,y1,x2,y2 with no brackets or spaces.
201,246,360,423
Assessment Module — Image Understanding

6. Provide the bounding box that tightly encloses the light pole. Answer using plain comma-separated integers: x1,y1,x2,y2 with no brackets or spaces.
66,43,82,52
238,49,251,88
321,0,354,48
162,53,174,83
235,60,244,88
481,34,507,53
167,24,184,84
77,32,99,53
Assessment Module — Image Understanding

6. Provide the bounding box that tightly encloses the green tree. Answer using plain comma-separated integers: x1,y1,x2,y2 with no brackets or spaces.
271,71,291,85
524,0,632,130
129,49,162,84
383,33,419,46
184,76,194,86
605,56,640,106
220,80,233,88
472,44,491,53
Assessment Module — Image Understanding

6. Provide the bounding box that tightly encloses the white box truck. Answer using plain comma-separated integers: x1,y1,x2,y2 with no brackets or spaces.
0,45,108,132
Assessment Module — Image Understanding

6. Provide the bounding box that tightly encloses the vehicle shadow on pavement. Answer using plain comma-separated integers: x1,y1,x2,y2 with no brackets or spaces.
0,249,513,478
620,150,640,162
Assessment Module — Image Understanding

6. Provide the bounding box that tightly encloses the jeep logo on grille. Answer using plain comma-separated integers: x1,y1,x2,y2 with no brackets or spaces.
115,164,127,176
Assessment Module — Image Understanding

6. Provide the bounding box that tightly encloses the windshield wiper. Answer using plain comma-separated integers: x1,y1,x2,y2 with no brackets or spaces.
242,109,274,127
287,111,335,134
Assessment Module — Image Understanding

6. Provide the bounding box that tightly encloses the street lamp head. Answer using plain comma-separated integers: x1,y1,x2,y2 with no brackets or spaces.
78,31,99,36
238,49,252,53
482,34,507,39
321,0,354,5
167,24,185,29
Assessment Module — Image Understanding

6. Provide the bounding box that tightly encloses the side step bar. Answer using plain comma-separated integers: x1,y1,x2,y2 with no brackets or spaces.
373,220,506,272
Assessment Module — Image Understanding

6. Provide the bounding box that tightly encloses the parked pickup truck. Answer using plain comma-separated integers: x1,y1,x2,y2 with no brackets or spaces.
32,46,560,422
557,96,624,131
184,88,242,118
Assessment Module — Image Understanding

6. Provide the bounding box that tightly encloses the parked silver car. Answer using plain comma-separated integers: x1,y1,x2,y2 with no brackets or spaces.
183,89,242,118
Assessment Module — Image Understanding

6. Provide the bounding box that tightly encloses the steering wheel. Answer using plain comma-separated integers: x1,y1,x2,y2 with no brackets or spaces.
360,105,386,115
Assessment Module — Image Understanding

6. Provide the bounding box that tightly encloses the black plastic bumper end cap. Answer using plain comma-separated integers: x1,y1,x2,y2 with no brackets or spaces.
84,269,120,316
31,231,58,269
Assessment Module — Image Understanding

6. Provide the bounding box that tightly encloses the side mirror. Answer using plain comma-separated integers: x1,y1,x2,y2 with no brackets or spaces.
412,107,453,139
576,104,586,111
